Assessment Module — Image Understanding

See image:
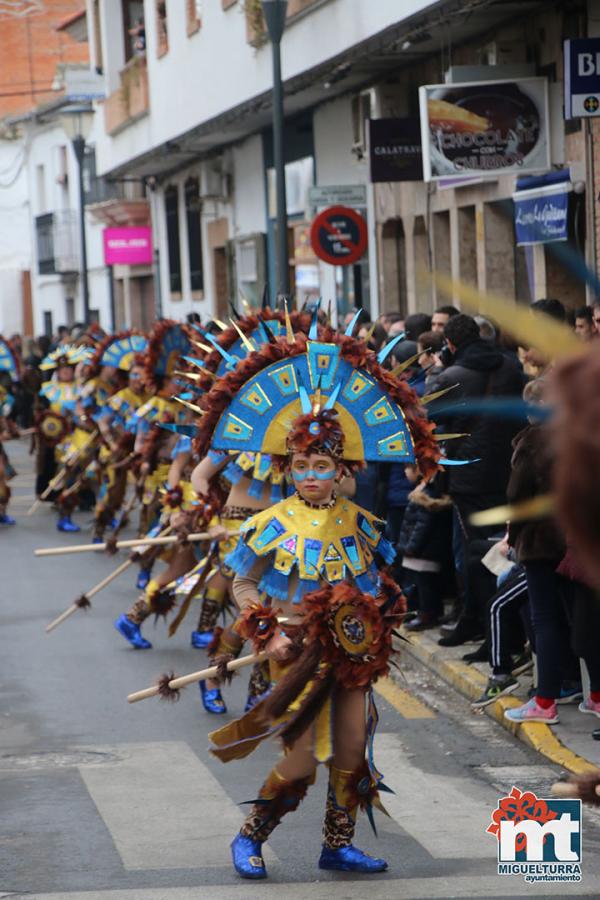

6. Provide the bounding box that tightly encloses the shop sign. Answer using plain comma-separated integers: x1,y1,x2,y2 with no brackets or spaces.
513,182,570,246
310,206,368,266
308,184,367,208
564,38,600,118
103,227,153,265
368,118,423,182
419,78,550,181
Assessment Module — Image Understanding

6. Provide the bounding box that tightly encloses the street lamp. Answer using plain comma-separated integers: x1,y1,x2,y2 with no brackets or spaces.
59,107,94,325
261,0,290,297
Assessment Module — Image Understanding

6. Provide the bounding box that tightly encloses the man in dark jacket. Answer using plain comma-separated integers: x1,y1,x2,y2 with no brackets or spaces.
430,314,525,645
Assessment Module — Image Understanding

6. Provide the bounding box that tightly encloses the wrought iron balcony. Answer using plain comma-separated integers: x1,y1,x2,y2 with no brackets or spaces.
35,210,79,276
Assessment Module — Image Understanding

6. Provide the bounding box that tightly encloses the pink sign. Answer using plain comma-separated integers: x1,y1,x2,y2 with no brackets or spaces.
103,227,153,265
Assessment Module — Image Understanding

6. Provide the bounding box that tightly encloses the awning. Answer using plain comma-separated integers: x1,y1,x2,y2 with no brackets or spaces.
512,169,572,246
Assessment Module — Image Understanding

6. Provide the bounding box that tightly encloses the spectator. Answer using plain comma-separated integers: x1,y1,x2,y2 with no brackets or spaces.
405,312,432,342
592,301,600,335
474,316,497,343
430,314,525,646
519,298,566,378
387,313,405,337
358,322,387,352
380,311,403,333
399,466,453,631
574,306,593,341
50,326,69,350
416,330,444,387
431,305,460,333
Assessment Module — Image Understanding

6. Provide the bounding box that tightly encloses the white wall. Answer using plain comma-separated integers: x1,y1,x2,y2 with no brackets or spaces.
94,0,435,177
232,135,266,238
0,138,32,335
25,120,111,334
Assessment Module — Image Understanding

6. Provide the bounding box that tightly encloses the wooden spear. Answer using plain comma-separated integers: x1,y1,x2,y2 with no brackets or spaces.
27,430,99,516
127,651,267,704
44,525,174,633
35,530,237,558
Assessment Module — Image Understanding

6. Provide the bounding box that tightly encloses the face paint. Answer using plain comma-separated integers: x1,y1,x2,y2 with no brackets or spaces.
292,467,336,482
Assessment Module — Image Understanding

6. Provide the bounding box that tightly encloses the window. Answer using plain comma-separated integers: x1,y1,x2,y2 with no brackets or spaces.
155,0,168,56
65,296,75,327
187,0,201,35
123,1,145,62
165,185,182,294
43,311,53,338
35,213,55,275
184,178,204,292
36,164,46,213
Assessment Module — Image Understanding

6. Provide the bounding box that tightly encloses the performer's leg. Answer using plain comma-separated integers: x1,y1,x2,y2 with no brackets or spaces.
319,688,387,873
232,725,317,879
191,569,229,648
201,621,243,714
56,489,80,532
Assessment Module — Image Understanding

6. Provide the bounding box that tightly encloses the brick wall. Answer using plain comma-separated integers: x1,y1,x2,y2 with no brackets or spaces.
0,2,88,119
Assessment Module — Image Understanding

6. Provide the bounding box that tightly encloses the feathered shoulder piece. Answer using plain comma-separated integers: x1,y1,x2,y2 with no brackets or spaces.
0,335,20,381
143,320,192,389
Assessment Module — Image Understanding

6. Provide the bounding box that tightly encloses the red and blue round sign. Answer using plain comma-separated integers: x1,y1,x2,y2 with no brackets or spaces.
310,205,368,266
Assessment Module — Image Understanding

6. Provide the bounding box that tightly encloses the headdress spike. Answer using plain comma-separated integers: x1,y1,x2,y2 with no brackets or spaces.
344,308,363,337
284,300,296,344
173,396,204,415
228,317,256,354
261,284,270,310
308,299,321,340
229,300,241,321
377,332,405,365
323,381,341,411
298,383,312,415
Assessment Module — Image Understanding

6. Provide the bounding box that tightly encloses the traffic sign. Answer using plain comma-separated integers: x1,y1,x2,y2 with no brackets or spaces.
308,184,367,209
565,38,600,118
310,205,368,266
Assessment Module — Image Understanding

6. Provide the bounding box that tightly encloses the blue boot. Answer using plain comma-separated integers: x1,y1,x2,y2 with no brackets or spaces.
114,614,152,649
231,833,266,879
136,568,151,590
244,687,270,713
190,629,214,649
199,680,226,714
0,513,15,525
92,535,103,544
318,845,388,873
57,515,80,533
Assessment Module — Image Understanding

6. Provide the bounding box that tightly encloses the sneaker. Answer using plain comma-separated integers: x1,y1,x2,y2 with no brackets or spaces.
578,698,600,720
557,685,583,705
472,675,518,709
504,697,559,725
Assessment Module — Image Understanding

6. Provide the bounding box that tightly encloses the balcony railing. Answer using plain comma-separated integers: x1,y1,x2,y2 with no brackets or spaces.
35,210,79,276
104,55,150,136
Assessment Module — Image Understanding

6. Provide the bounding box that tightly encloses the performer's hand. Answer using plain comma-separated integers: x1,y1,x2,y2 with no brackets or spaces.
140,461,150,476
208,524,228,542
265,630,293,662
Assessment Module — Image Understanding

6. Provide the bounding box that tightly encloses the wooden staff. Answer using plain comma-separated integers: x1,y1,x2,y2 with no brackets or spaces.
44,525,173,633
27,430,98,516
127,651,267,704
34,530,237,558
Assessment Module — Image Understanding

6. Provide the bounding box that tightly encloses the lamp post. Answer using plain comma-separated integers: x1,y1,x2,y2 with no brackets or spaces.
60,108,94,325
261,0,289,297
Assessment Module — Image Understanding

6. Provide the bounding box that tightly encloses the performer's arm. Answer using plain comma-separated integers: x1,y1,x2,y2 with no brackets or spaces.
191,453,227,495
232,561,265,610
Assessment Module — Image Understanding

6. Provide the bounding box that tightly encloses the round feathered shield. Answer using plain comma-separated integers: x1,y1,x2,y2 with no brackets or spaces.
38,410,70,445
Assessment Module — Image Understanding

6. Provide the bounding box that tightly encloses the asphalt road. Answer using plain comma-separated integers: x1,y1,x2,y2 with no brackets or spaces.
2,439,600,900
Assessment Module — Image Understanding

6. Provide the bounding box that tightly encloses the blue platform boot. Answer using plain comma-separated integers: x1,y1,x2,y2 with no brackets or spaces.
191,630,214,649
57,515,80,533
0,513,15,525
114,598,152,649
318,765,388,873
231,769,312,879
136,567,152,590
199,680,227,714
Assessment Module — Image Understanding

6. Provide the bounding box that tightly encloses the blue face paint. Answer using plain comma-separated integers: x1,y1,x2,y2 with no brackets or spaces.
292,468,336,482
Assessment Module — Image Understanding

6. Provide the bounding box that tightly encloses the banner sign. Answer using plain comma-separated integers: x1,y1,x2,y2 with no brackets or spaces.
308,184,367,208
419,78,550,181
513,182,571,246
103,227,153,266
564,38,600,118
310,206,368,266
368,118,423,182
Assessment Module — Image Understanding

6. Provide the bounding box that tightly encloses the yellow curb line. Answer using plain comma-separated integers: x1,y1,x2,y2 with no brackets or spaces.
398,630,598,776
374,676,436,719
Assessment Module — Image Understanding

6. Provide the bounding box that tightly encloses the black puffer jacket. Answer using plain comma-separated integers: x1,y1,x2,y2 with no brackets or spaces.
428,339,525,497
398,483,453,562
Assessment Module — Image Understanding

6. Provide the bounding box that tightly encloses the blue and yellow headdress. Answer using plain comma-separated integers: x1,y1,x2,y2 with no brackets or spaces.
0,336,19,382
40,344,93,371
100,333,148,371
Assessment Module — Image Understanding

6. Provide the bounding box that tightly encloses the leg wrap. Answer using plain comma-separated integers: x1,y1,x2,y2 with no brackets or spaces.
197,587,226,632
126,596,151,625
322,766,359,850
240,768,314,843
247,661,271,701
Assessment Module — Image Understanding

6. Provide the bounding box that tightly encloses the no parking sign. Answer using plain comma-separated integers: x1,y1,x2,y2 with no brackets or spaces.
310,205,368,266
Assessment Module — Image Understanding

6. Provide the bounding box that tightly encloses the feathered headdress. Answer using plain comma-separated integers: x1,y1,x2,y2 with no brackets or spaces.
0,335,20,382
39,344,93,371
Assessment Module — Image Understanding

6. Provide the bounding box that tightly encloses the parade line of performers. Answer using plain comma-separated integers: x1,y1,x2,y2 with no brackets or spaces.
0,309,494,877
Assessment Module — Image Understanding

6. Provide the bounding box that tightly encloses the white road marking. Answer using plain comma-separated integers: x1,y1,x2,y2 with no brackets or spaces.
77,742,276,870
374,732,495,859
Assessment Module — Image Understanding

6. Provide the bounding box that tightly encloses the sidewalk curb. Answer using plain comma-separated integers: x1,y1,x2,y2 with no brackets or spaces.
400,630,598,776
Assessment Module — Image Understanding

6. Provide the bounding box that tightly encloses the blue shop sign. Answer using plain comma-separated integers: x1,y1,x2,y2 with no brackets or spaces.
513,174,571,246
565,38,600,118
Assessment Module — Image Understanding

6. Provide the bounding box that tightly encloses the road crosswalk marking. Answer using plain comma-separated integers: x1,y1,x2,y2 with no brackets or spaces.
77,742,276,870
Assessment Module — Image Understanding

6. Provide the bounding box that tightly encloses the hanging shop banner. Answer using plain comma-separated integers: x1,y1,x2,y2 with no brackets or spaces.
103,227,153,266
513,174,571,246
564,38,600,118
368,118,423,182
419,78,550,181
310,206,368,266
